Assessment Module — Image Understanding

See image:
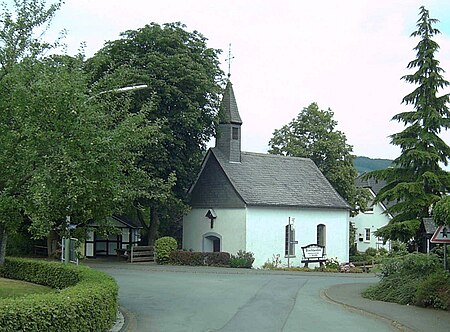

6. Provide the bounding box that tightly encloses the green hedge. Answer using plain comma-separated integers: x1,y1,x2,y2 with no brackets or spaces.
230,250,255,268
169,251,231,266
363,253,450,310
0,257,118,331
154,236,178,264
415,270,450,310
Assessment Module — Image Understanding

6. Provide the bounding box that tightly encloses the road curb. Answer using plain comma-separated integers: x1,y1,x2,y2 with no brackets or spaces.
109,306,137,332
321,288,415,332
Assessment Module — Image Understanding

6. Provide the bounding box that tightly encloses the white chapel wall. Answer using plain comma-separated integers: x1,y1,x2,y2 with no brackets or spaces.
246,206,349,268
183,208,246,254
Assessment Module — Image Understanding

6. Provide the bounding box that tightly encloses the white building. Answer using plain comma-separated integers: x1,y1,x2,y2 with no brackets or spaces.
351,177,391,252
183,80,350,268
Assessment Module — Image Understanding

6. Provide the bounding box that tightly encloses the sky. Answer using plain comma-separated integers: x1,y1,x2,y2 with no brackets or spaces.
34,0,450,161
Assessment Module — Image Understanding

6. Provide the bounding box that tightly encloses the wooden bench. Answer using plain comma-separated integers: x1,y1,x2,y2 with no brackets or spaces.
129,245,155,263
301,257,327,268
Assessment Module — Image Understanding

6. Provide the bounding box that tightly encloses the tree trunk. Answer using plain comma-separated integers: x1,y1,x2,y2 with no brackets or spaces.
136,207,149,245
47,231,56,258
0,225,8,265
147,207,160,246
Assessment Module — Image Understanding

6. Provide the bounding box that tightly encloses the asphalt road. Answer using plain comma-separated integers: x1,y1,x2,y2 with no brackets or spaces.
88,262,396,332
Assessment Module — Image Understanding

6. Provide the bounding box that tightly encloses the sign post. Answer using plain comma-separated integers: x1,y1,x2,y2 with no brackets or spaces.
430,225,450,271
287,217,296,268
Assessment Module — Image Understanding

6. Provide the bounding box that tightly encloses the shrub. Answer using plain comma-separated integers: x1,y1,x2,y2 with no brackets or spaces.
415,270,450,310
363,253,442,307
169,251,204,266
262,254,282,270
324,257,339,270
365,247,377,257
6,232,35,257
230,250,255,268
154,236,178,264
0,257,118,331
430,245,450,267
169,251,230,266
204,252,231,266
380,253,439,278
389,240,408,256
349,252,368,262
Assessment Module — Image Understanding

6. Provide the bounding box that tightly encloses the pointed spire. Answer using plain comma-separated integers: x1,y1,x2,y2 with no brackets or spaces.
219,80,242,125
215,80,242,162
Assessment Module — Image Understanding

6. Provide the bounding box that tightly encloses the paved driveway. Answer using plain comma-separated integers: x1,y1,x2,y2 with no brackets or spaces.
88,261,395,332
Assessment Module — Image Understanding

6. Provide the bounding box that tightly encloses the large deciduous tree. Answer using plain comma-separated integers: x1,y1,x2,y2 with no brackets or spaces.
269,102,369,216
0,0,63,264
86,23,224,244
368,6,450,243
0,0,161,263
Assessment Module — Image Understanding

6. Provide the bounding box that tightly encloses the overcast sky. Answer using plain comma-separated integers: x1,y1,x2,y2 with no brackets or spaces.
44,0,450,161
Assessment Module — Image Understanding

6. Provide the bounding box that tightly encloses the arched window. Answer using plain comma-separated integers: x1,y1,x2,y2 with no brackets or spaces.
317,224,326,249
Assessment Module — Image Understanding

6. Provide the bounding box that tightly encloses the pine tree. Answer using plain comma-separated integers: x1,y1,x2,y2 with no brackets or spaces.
369,6,450,243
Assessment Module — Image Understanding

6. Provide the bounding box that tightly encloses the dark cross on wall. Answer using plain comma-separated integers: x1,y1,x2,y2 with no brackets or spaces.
225,43,234,78
205,209,217,229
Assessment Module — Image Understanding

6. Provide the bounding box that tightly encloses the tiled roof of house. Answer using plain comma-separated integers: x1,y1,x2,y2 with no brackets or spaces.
356,175,395,213
211,148,350,209
356,176,386,194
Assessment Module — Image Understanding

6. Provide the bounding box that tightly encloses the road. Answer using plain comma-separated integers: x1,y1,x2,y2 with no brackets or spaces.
88,262,395,332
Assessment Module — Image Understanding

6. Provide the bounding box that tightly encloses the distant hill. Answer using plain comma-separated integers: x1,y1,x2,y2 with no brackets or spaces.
354,156,392,175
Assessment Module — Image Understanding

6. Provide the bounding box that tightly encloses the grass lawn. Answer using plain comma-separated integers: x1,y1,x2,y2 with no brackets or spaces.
0,277,54,299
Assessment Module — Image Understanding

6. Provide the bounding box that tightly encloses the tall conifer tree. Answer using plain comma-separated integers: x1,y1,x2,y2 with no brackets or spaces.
369,6,450,243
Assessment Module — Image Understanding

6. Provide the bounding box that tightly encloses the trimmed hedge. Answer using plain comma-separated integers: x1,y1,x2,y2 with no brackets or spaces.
0,257,118,331
154,236,178,264
169,251,231,266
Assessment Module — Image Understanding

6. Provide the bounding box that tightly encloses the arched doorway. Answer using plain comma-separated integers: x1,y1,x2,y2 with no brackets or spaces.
203,233,221,252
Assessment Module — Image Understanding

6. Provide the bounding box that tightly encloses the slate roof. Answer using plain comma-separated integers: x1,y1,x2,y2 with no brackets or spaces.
356,175,395,213
219,81,242,124
356,176,386,194
112,215,142,228
209,148,350,209
422,217,437,235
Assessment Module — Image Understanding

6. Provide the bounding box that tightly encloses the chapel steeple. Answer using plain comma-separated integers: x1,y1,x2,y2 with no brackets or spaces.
215,80,242,162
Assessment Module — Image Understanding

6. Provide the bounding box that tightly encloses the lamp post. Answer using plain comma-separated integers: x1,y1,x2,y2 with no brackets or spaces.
87,84,149,101
62,84,149,263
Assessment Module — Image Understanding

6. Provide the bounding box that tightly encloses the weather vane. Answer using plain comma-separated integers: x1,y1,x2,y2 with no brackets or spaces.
225,43,234,78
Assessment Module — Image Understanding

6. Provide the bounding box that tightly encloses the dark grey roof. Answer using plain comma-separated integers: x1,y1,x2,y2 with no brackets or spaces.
356,176,386,194
112,215,142,228
422,218,437,235
219,81,242,125
356,175,395,212
211,148,350,209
